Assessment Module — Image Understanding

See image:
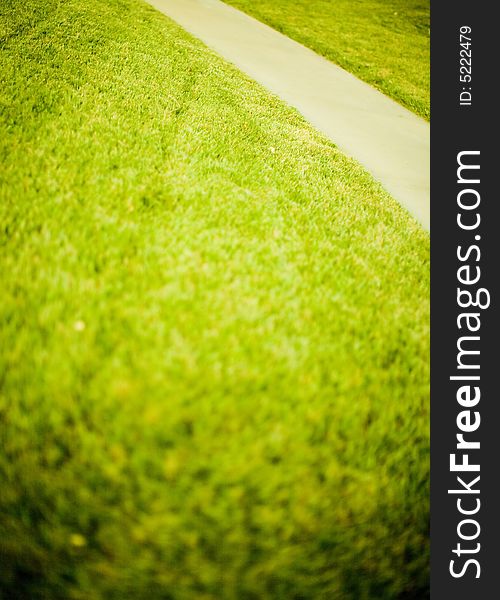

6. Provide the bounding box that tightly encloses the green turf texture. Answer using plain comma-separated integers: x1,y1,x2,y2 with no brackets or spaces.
0,0,429,598
223,0,430,120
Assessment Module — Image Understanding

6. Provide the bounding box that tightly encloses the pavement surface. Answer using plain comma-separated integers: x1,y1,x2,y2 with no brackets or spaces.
145,0,430,230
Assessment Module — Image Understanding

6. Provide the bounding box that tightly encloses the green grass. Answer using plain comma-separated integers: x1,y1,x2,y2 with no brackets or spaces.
224,0,430,120
1,0,429,598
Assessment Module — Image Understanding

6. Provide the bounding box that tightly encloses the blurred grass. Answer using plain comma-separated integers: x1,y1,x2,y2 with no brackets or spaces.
1,0,429,598
224,0,430,119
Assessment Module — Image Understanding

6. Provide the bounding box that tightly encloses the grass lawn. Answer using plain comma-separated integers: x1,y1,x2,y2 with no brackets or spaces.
224,0,430,120
1,0,429,598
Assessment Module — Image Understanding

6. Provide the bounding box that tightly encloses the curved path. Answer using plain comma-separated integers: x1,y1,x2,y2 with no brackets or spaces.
146,0,430,230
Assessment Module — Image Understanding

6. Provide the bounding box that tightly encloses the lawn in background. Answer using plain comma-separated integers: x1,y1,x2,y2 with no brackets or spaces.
1,0,429,597
224,0,430,120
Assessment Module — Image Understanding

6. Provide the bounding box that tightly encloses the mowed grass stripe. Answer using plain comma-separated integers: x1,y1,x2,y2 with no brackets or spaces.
1,0,429,598
224,0,430,120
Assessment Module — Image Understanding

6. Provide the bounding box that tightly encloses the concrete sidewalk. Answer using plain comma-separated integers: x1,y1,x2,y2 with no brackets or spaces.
146,0,430,230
